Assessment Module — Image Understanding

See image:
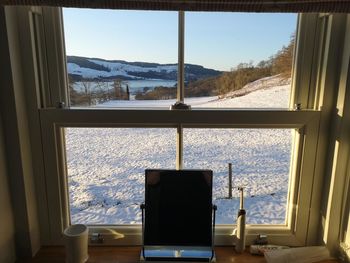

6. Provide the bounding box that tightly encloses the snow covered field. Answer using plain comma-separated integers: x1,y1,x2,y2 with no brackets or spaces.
66,76,293,225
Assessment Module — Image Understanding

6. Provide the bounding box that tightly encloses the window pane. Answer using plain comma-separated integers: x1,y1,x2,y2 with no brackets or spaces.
64,128,176,224
63,9,177,108
183,128,294,225
184,13,297,109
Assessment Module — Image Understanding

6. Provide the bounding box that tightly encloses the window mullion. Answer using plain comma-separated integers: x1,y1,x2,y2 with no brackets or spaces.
176,11,185,169
177,11,185,102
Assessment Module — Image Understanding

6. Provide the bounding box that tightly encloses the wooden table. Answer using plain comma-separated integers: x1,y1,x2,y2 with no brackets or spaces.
18,246,338,263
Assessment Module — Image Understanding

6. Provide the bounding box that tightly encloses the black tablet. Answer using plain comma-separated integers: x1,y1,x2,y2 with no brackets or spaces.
144,169,213,247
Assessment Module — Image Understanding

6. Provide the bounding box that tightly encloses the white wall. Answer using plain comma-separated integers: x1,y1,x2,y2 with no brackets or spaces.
0,6,41,258
0,113,16,263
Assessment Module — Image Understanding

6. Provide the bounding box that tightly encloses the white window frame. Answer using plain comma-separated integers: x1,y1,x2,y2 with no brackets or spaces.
14,6,330,246
40,109,320,246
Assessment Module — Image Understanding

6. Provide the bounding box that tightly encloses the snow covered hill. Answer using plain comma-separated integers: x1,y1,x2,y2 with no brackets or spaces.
67,56,221,81
219,75,291,100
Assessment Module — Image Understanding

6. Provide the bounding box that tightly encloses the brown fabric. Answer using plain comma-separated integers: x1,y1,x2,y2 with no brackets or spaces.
1,0,350,13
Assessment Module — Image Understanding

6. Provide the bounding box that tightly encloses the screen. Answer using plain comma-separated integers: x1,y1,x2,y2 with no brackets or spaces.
144,169,213,246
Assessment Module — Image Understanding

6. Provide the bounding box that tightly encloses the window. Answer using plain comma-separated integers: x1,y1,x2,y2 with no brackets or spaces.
183,128,294,224
63,9,178,108
60,9,300,227
184,12,297,108
63,10,297,109
34,8,324,246
65,127,176,225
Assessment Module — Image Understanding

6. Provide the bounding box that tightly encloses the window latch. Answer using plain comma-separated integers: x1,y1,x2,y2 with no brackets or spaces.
294,103,302,110
90,233,104,244
170,101,191,110
57,101,66,109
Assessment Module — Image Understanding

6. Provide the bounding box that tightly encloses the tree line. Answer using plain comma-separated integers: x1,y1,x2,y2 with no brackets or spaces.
69,79,130,106
189,34,295,97
135,34,294,100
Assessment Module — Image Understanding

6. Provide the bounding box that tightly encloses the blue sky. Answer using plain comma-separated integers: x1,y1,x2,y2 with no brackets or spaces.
63,9,297,71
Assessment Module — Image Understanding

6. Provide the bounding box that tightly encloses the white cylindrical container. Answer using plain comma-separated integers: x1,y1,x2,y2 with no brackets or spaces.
235,209,246,253
63,224,89,263
235,187,246,253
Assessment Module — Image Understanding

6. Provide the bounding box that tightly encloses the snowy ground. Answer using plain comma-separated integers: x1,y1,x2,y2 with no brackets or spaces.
66,75,293,225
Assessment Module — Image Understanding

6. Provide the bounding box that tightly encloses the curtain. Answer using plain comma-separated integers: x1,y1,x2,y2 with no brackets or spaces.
1,0,350,12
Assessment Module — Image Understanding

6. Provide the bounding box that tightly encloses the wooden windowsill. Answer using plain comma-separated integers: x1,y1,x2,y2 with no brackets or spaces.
17,246,339,263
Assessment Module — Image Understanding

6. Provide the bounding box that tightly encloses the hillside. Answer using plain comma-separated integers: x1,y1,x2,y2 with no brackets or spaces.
186,35,295,97
218,75,290,100
67,56,222,82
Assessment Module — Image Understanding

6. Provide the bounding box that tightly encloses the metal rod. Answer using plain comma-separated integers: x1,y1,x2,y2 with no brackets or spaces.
238,187,244,209
228,163,232,198
177,11,185,103
176,125,183,170
211,204,217,260
140,204,145,259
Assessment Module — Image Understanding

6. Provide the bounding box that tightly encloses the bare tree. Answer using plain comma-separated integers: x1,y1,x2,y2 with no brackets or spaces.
81,79,93,106
113,79,123,99
95,79,108,104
